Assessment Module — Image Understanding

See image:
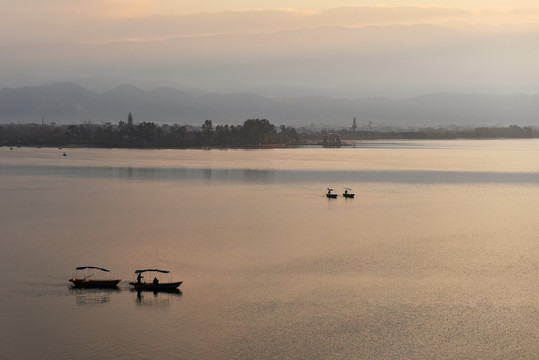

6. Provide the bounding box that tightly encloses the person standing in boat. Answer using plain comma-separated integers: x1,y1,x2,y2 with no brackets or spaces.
137,272,143,284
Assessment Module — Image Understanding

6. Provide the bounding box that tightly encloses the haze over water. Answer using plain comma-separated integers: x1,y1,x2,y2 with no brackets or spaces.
0,140,537,359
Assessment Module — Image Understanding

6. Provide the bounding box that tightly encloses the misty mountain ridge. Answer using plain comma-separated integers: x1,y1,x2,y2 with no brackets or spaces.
2,24,539,98
1,82,539,128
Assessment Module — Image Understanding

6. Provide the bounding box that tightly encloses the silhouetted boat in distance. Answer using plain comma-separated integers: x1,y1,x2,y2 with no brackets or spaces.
69,266,121,288
342,188,355,198
326,188,338,198
129,269,182,291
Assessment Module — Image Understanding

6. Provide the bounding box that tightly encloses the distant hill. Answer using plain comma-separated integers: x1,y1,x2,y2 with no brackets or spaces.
1,82,538,127
2,25,539,98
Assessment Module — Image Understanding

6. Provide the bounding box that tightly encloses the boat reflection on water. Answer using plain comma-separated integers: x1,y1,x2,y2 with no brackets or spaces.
69,286,120,306
133,289,182,309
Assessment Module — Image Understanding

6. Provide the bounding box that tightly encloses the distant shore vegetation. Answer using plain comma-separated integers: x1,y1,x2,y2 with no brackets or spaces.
1,113,538,149
0,115,300,149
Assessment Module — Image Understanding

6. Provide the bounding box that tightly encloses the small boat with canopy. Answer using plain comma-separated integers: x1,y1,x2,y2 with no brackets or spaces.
326,188,338,198
129,269,182,291
342,188,355,198
69,266,121,288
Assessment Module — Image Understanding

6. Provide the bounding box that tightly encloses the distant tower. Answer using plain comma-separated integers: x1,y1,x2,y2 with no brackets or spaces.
352,116,357,131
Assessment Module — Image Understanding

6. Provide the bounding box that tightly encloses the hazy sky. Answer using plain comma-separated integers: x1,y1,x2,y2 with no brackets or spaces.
5,1,539,16
1,1,538,96
2,1,539,44
135,0,539,16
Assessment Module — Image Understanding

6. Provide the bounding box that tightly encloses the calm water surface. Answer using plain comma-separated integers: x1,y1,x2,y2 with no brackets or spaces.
0,140,537,359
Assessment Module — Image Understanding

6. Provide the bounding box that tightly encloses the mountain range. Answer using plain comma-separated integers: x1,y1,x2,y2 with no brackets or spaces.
2,24,539,98
1,82,538,128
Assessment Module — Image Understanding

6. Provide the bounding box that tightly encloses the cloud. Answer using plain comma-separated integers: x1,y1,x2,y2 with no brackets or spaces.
1,4,539,44
319,6,471,25
95,0,156,18
0,0,154,18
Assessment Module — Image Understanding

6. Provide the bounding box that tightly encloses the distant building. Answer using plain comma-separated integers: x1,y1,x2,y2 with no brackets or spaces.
352,117,357,131
321,132,342,147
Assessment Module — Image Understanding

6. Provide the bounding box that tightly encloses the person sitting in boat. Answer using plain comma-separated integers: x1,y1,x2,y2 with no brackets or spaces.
137,273,143,284
153,277,159,285
344,189,348,195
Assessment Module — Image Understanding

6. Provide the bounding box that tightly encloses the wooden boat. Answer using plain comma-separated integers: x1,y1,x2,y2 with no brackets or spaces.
69,266,121,288
326,188,338,198
342,188,355,198
69,278,121,287
129,269,182,291
130,281,183,291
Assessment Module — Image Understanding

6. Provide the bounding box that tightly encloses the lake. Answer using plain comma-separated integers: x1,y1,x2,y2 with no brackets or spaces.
0,140,537,359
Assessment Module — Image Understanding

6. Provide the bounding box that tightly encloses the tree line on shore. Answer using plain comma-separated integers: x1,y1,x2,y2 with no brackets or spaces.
1,113,537,149
0,115,299,148
337,125,537,140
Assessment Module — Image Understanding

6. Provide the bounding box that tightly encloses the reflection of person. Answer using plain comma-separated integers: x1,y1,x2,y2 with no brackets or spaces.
137,273,143,284
153,277,159,285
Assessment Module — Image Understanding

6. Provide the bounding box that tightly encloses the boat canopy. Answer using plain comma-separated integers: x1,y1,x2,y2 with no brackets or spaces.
134,269,170,274
76,266,110,272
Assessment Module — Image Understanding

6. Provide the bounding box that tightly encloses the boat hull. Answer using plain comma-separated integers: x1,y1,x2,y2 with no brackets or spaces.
129,281,182,290
342,194,355,198
69,279,121,288
326,194,338,198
